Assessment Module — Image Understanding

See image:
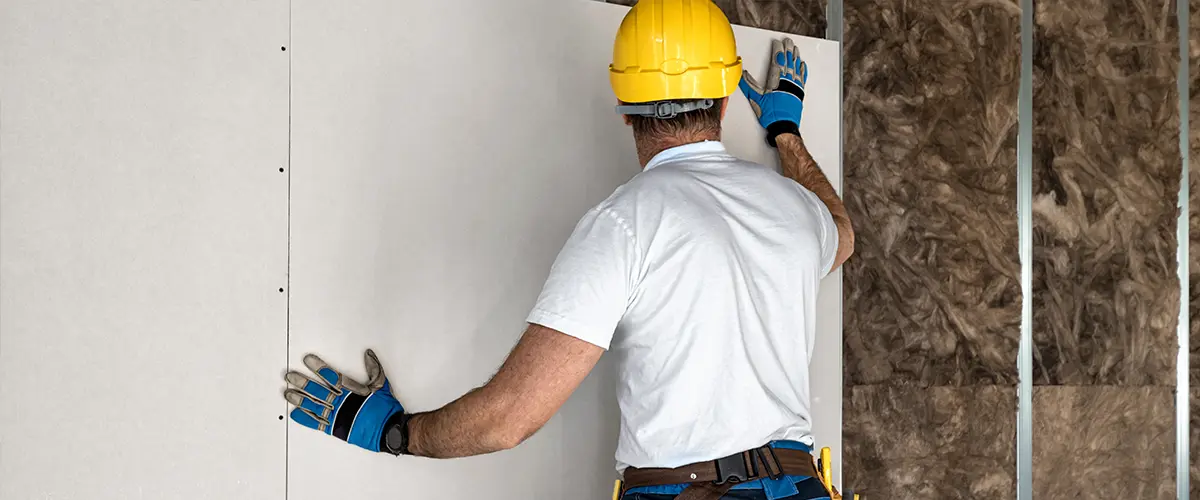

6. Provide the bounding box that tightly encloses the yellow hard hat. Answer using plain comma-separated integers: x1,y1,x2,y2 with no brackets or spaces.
609,0,742,106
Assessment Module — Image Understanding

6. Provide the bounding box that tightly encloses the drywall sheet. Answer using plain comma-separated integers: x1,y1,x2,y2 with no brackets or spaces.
287,1,842,498
0,2,289,499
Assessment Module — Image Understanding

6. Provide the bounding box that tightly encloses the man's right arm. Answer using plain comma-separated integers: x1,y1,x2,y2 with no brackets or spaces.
775,132,854,272
739,38,853,273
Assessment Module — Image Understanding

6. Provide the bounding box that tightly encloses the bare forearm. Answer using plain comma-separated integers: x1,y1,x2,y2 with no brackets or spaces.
776,133,855,267
405,386,517,458
403,324,602,459
776,134,838,210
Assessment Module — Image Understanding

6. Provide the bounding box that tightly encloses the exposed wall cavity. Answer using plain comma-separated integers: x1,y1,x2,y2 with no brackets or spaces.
1190,0,1200,384
601,0,826,37
841,0,1020,389
1193,150,1199,500
843,386,1015,498
1032,386,1174,498
1192,388,1199,498
1031,1,1180,498
840,0,1020,497
1031,0,1180,386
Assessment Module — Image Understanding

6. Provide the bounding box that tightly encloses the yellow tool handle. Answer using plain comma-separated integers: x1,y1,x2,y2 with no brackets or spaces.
821,447,833,488
612,479,622,500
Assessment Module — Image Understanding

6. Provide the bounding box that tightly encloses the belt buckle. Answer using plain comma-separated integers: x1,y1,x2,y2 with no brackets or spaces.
754,446,785,481
713,452,753,485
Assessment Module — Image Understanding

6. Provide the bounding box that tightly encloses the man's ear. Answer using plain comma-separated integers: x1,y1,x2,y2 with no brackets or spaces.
720,97,729,120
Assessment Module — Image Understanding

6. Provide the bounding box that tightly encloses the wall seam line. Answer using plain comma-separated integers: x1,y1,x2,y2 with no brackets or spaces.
284,0,293,498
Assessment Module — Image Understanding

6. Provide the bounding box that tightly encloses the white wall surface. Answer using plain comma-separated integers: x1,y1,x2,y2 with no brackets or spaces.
287,2,842,499
0,1,290,499
1,0,841,498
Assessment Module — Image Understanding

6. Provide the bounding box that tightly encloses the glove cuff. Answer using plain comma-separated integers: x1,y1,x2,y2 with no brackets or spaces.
380,411,413,456
766,121,801,148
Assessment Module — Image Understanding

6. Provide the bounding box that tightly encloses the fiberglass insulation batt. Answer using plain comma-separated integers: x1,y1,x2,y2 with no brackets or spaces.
1032,1,1181,497
841,0,1020,497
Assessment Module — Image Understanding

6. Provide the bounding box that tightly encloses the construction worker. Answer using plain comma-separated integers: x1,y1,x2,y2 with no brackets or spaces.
281,1,854,499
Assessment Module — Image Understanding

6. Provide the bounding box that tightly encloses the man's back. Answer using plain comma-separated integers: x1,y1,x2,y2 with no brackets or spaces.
526,141,838,471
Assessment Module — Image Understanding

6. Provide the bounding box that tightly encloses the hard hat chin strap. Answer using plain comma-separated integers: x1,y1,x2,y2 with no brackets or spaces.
615,99,715,119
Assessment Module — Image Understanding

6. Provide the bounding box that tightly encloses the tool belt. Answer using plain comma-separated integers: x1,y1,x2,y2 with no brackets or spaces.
620,445,820,500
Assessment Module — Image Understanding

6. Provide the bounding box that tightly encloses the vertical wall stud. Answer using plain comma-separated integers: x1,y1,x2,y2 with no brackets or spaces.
1017,0,1034,498
1175,0,1190,497
825,0,842,42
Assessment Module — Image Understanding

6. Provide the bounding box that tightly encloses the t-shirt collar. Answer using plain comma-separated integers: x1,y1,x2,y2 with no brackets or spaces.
644,140,729,171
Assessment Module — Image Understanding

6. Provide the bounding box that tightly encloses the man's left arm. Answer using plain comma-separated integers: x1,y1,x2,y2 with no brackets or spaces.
404,322,603,458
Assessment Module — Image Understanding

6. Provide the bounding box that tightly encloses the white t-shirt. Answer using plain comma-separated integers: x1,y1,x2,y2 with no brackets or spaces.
526,140,838,471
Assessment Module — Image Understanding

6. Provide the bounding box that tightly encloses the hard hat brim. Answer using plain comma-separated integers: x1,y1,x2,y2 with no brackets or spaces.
610,58,743,104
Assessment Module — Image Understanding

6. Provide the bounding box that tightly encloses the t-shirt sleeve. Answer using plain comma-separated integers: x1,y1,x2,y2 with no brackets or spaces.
525,207,640,350
816,198,839,276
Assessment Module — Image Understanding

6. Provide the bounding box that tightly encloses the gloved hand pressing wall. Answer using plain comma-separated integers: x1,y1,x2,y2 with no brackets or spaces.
739,37,808,148
284,349,407,453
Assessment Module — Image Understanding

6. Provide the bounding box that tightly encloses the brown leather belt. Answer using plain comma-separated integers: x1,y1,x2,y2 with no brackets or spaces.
621,446,821,500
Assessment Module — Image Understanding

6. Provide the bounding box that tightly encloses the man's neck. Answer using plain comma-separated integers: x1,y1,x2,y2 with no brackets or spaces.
635,132,721,167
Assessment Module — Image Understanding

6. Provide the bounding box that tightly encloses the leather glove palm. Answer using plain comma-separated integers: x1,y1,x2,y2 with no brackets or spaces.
284,349,404,453
739,37,808,147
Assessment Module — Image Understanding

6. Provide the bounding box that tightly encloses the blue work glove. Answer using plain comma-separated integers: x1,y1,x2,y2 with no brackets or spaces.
284,349,405,453
739,37,808,147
